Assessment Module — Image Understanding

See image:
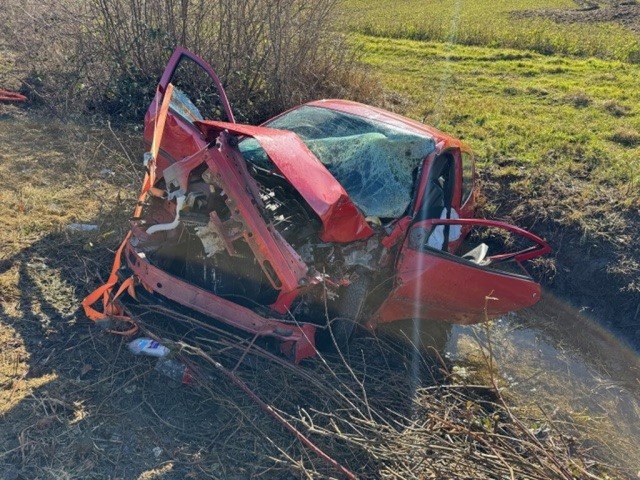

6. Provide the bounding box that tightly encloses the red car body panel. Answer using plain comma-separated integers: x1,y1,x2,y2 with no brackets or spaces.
159,132,310,309
144,47,234,176
109,48,552,361
372,218,551,326
144,115,205,167
196,120,374,243
124,243,316,363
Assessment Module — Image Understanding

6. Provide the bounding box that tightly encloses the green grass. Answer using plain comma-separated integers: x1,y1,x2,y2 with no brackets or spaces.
353,34,640,209
340,0,640,62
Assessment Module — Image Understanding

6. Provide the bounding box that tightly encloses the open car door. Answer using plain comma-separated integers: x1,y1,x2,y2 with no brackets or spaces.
375,218,551,325
144,47,234,177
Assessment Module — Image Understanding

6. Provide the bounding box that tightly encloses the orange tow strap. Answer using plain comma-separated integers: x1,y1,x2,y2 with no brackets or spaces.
82,84,174,335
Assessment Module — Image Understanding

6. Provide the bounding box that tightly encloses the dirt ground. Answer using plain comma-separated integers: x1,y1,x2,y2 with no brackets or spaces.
514,0,640,34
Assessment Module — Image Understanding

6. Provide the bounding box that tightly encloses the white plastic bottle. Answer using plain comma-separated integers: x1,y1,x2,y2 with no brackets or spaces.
127,337,170,358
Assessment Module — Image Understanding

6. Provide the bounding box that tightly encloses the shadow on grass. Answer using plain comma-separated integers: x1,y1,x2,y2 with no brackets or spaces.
1,225,611,479
0,221,193,478
0,218,458,479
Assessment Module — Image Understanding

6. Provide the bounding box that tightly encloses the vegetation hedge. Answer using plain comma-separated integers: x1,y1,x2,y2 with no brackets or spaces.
1,0,378,123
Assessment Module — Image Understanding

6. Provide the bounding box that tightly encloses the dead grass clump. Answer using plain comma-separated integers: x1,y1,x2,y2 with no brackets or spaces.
602,99,631,117
108,304,619,479
0,0,380,123
563,91,592,108
1,294,623,479
609,127,640,147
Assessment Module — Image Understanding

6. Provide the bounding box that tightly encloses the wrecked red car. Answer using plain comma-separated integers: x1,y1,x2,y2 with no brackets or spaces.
85,48,550,362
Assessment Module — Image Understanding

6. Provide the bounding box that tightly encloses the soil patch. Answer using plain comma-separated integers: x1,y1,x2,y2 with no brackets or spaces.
513,1,640,35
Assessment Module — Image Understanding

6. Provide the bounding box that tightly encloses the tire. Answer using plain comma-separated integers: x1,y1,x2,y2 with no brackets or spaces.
330,269,371,355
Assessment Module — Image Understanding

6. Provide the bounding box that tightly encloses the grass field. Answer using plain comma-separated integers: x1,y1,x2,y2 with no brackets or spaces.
355,35,640,196
338,1,640,302
341,0,640,61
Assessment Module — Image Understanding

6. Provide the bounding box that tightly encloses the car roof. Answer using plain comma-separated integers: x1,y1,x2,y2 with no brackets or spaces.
304,99,467,150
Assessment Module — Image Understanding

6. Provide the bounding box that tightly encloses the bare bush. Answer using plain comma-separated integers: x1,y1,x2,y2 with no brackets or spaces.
1,0,378,122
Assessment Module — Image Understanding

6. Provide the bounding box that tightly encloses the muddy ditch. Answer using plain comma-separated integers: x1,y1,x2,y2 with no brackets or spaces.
480,164,640,351
0,105,638,478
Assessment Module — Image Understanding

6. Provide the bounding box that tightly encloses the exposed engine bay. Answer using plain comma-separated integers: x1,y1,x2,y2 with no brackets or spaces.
133,157,388,329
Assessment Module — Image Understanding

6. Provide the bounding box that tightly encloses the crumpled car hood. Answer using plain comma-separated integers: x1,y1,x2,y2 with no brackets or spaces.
196,120,374,243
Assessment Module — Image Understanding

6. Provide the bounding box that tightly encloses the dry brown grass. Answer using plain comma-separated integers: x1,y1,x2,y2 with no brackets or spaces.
609,127,640,147
602,99,632,117
0,105,137,413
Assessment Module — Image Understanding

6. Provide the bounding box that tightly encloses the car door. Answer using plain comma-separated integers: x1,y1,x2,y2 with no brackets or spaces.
377,217,550,324
376,149,550,325
411,147,475,253
144,47,234,177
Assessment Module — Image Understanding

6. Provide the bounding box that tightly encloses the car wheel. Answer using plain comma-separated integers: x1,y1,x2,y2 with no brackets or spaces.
330,268,371,355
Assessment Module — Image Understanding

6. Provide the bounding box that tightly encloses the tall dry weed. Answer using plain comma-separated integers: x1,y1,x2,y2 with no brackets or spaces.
1,0,379,122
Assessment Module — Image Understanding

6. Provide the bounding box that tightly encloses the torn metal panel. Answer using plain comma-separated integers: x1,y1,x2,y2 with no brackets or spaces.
196,120,375,243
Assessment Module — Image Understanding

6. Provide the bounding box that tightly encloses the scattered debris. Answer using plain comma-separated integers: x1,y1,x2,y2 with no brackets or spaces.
154,358,195,385
152,446,162,459
66,223,98,233
127,337,170,357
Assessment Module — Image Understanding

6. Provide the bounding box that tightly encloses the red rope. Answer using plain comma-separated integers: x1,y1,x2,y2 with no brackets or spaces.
0,90,26,102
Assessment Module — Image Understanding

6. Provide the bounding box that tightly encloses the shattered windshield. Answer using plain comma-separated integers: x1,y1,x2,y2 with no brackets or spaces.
239,106,435,219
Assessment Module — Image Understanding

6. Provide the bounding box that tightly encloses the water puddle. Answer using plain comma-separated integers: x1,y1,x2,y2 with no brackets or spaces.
381,292,640,473
448,293,640,472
